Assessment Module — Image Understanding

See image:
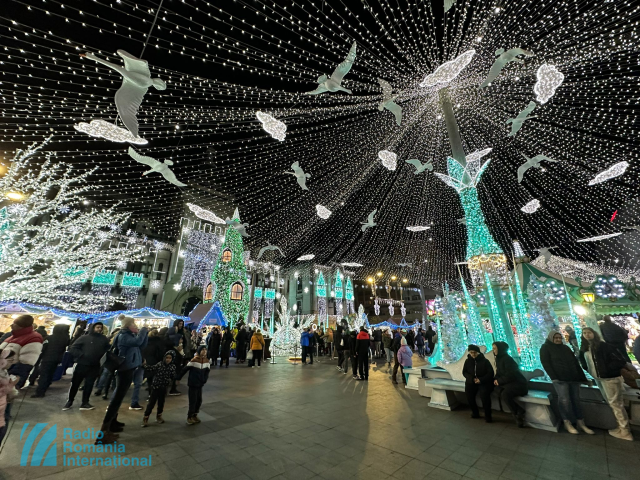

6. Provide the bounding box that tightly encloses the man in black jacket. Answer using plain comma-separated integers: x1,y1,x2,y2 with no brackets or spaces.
31,324,70,398
462,345,494,422
600,315,631,362
63,322,109,410
391,330,404,384
355,327,371,381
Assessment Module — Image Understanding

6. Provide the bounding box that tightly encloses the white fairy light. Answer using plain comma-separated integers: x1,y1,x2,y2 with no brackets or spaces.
521,199,541,214
316,204,332,219
577,232,622,243
296,254,315,261
534,64,564,104
406,226,431,232
420,50,475,87
588,161,629,186
378,150,398,171
74,119,147,144
186,203,226,224
256,111,286,141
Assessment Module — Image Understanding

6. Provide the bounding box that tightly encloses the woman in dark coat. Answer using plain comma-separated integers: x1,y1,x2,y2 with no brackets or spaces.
219,327,233,368
540,330,593,434
492,341,528,427
207,327,222,366
143,329,167,389
235,327,247,364
462,345,494,422
425,326,436,355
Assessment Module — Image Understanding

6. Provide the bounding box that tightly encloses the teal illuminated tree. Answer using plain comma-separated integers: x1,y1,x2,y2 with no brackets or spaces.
210,209,250,325
460,276,487,347
440,284,468,363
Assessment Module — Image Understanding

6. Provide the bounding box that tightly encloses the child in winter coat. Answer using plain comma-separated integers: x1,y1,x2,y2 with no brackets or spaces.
142,350,177,427
396,337,414,385
178,345,210,425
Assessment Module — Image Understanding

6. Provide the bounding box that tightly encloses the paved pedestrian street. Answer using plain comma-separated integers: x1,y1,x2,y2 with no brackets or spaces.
1,358,638,480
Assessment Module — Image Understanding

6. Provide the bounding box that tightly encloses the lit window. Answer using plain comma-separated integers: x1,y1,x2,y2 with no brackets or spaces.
230,282,244,301
221,249,232,263
204,283,213,301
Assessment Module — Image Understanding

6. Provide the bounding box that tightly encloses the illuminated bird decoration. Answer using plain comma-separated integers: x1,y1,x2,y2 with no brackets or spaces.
378,79,402,126
224,217,250,238
507,101,537,137
285,162,311,190
361,209,378,232
535,246,557,267
444,0,455,12
305,42,356,95
127,148,186,187
517,153,558,183
406,159,433,174
82,50,166,138
257,242,284,260
480,48,534,88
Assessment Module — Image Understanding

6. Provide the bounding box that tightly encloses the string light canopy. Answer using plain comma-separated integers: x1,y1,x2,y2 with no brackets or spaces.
1,0,639,289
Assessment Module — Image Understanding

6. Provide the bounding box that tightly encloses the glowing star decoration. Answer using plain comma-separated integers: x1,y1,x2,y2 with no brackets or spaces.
74,120,147,145
406,226,431,232
588,161,629,186
420,50,475,88
534,64,564,104
341,262,363,267
256,111,286,141
577,232,623,243
81,50,166,137
378,150,398,171
296,254,315,261
521,199,541,214
316,204,332,219
187,203,225,224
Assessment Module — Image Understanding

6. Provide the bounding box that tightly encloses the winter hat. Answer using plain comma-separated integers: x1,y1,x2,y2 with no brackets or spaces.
165,350,176,360
14,315,34,328
117,314,136,329
467,344,481,353
401,337,407,346
197,345,207,356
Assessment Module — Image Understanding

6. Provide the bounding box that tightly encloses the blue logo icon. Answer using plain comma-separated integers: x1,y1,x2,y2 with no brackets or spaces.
20,423,57,466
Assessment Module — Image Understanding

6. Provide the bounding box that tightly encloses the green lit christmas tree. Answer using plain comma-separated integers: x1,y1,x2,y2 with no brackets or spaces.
210,208,250,326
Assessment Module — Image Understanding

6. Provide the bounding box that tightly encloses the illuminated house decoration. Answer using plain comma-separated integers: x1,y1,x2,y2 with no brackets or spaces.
92,270,117,286
316,271,327,317
345,276,355,313
252,287,263,322
264,288,276,323
121,272,144,289
334,270,343,299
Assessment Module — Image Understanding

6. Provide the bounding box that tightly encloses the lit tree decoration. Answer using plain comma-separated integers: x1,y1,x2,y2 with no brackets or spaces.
460,276,487,347
512,267,541,372
210,209,250,325
181,229,221,290
0,137,139,311
526,274,560,353
345,277,355,314
439,284,468,363
534,64,564,104
271,297,313,356
352,304,368,331
256,111,287,141
373,298,381,316
588,162,629,186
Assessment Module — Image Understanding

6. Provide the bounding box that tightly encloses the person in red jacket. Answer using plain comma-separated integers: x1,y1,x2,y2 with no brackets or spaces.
355,327,371,381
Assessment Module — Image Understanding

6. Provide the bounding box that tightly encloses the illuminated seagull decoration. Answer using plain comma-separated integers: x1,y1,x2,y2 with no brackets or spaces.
378,79,402,126
306,42,356,95
285,161,311,190
420,50,475,88
480,48,534,88
82,50,166,138
127,147,186,187
507,102,537,137
257,242,284,260
535,246,557,266
517,153,558,183
434,148,492,192
406,159,433,174
361,210,378,232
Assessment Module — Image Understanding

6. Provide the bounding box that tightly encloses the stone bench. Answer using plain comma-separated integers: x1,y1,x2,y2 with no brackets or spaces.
404,367,429,390
425,378,559,432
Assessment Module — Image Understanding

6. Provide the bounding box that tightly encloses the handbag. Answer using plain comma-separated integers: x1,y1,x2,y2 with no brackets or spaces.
100,334,125,373
246,350,254,360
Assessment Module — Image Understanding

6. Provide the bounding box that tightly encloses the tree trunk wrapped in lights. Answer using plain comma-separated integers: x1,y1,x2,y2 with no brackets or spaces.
0,137,139,311
526,274,560,354
460,276,487,348
439,284,468,363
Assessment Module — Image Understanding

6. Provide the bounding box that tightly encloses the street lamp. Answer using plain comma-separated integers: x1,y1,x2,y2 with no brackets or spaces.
5,192,24,201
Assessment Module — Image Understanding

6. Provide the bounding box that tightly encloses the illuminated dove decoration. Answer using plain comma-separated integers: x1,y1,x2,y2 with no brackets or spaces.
517,153,558,183
534,64,564,104
378,79,402,126
535,246,557,266
316,204,332,219
224,217,250,237
127,147,186,187
256,111,286,141
361,209,378,232
297,254,315,261
406,226,430,232
507,101,537,137
420,50,475,88
444,0,455,12
406,159,433,174
285,161,311,190
82,50,166,138
588,161,629,186
257,242,284,260
434,148,492,192
187,203,225,224
521,199,541,214
306,42,356,95
480,48,534,88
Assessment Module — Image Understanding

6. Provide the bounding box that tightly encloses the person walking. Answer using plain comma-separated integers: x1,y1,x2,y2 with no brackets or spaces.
600,315,631,362
250,329,265,367
406,329,415,352
31,324,70,398
63,322,109,411
382,329,393,365
493,341,528,427
396,337,413,385
322,328,333,357
142,350,176,427
235,326,248,364
142,329,167,394
96,315,148,444
462,345,494,422
220,327,234,368
300,328,314,365
391,330,403,384
580,327,633,440
425,325,436,355
373,328,382,358
540,330,593,434
356,327,371,381
416,330,426,358
178,345,210,425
